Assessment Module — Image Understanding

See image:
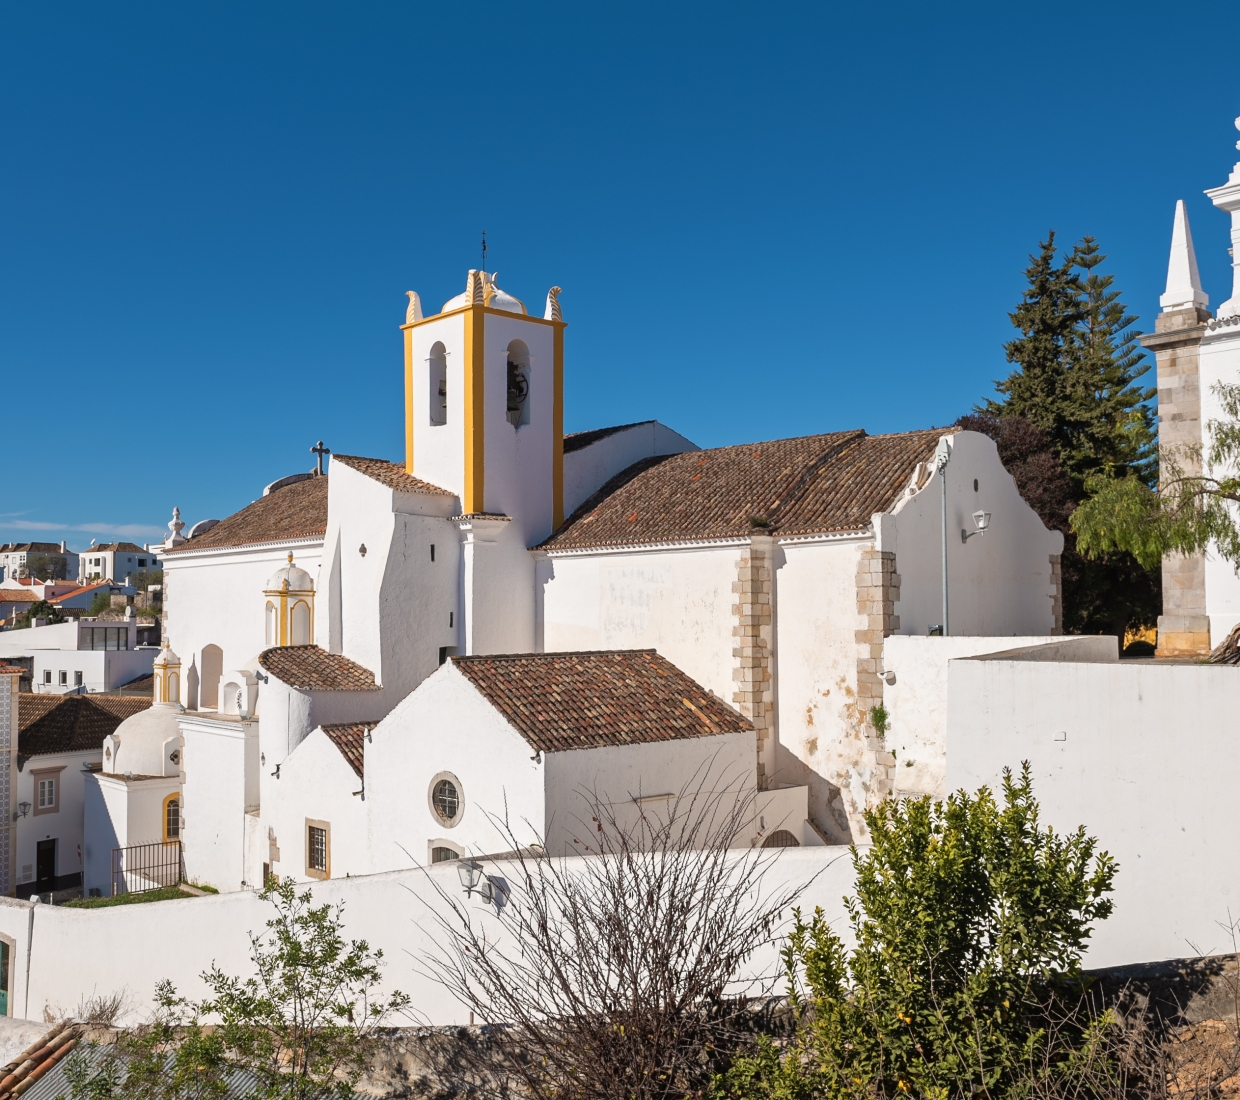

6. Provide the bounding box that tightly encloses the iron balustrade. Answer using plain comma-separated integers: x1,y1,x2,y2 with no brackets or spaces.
111,840,183,897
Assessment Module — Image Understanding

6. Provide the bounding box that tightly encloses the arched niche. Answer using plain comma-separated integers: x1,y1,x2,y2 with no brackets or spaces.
265,602,277,647
428,342,447,426
200,645,223,710
291,600,311,645
506,339,531,428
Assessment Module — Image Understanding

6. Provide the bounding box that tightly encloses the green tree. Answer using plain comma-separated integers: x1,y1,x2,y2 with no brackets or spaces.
718,766,1117,1100
981,234,1160,641
17,599,65,628
62,878,408,1100
23,553,67,581
87,591,112,616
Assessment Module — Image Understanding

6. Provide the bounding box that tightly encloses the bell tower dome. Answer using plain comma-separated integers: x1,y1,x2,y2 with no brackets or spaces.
400,270,566,547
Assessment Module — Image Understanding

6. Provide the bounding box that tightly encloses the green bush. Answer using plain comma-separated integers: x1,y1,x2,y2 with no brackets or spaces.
87,591,112,616
16,599,64,628
718,765,1117,1100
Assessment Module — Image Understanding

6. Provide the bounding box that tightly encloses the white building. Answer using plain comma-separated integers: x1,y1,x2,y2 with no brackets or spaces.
95,267,1064,894
0,544,78,585
0,619,155,695
78,543,160,585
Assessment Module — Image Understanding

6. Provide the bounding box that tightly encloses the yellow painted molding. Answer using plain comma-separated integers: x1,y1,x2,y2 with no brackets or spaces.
463,306,486,513
552,323,565,529
404,325,415,474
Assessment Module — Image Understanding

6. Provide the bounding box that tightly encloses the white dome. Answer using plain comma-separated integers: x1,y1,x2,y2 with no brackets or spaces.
265,555,314,593
153,645,179,668
442,271,526,315
106,704,182,777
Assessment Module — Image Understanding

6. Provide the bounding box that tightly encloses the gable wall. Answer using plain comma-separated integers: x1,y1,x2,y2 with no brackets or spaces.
563,422,699,518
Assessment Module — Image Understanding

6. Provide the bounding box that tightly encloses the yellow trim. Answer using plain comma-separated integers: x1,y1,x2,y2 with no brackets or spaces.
552,322,565,529
403,325,415,474
462,305,486,513
401,306,567,331
162,793,181,844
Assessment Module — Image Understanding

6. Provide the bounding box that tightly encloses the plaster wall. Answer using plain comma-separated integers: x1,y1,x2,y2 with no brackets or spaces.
880,431,1063,638
162,538,324,709
0,622,81,655
1196,329,1240,646
947,656,1240,968
770,536,869,842
28,649,153,694
538,545,738,700
14,751,97,891
264,727,367,884
0,846,857,1026
562,422,699,517
364,664,546,870
461,520,536,656
179,715,258,892
882,635,1115,800
407,310,469,507
82,776,123,896
541,730,756,856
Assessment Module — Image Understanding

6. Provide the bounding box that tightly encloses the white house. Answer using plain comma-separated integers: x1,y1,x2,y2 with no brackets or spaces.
0,619,154,695
0,544,78,585
78,543,159,585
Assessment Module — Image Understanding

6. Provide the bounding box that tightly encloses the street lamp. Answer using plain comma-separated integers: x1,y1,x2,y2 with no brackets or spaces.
456,858,493,903
17,802,30,820
961,511,992,542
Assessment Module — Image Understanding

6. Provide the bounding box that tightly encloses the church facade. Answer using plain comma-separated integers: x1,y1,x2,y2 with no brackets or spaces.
106,268,1064,891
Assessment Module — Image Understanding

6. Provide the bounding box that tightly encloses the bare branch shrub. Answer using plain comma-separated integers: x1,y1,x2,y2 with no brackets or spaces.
419,765,819,1100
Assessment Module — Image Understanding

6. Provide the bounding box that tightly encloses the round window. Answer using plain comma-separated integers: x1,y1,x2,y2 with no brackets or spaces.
428,772,464,828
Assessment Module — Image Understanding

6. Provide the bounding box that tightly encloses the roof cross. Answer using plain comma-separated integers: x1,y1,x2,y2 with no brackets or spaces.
311,440,331,476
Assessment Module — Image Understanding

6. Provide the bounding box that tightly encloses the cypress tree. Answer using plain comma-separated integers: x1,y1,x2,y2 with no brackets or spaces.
980,234,1160,642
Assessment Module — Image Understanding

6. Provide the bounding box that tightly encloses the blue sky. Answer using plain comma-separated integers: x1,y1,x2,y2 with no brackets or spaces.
3,2,1239,547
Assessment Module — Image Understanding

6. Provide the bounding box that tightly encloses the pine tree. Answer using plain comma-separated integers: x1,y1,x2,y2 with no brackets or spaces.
981,234,1160,642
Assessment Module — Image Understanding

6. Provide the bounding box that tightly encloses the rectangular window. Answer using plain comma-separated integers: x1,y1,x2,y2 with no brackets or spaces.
74,671,82,687
138,559,146,567
42,671,51,685
58,671,66,686
305,819,330,879
430,544,435,562
32,768,64,816
37,779,54,809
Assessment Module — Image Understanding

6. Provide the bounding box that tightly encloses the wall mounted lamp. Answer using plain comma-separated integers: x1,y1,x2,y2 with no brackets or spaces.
17,802,30,819
961,510,992,543
457,858,493,902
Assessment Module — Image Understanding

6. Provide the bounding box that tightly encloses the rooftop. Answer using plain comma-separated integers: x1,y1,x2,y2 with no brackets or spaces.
258,646,379,692
452,649,751,753
164,475,329,554
331,454,453,496
17,693,152,762
88,542,146,554
322,721,375,778
563,421,656,454
541,428,945,551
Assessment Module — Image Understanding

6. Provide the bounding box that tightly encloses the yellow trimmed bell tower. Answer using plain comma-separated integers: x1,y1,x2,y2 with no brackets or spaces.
263,553,316,647
400,271,566,544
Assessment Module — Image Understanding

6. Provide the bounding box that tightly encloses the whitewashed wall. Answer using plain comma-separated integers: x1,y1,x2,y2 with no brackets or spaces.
882,635,1116,800
1197,330,1240,647
179,714,258,892
15,750,98,892
28,650,154,694
880,431,1063,638
538,545,738,700
0,846,857,1026
462,520,536,656
948,654,1240,968
563,422,699,517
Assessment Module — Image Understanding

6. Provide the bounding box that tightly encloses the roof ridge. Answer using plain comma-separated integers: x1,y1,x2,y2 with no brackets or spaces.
453,648,658,663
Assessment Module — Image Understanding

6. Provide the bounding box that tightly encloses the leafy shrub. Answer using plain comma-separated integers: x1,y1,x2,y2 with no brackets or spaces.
718,765,1117,1100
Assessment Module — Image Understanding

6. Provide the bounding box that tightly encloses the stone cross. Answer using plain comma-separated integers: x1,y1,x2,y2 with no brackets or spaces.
311,441,331,476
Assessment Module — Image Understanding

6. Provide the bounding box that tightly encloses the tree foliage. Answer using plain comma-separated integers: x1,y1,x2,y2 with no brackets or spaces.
62,878,408,1100
1073,380,1240,572
718,766,1117,1100
977,233,1160,640
17,599,65,629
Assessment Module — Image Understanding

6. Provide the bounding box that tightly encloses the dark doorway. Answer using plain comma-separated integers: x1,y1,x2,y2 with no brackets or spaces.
35,840,56,891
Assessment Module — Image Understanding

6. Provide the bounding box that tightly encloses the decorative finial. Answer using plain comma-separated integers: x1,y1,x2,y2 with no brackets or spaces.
1161,200,1209,312
1234,115,1240,152
544,286,563,322
466,269,485,306
287,552,294,564
311,440,331,476
168,507,185,540
405,291,423,324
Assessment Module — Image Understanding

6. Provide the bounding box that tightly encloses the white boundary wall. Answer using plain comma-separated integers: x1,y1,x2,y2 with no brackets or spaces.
0,847,856,1026
948,656,1240,969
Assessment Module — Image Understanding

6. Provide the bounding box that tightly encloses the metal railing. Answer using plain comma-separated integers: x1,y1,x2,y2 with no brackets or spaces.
111,840,183,897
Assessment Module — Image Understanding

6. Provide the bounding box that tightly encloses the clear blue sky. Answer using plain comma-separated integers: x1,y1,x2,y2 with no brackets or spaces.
3,2,1239,547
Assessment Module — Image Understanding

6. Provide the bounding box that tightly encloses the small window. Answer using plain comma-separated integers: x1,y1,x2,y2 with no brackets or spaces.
164,796,180,842
506,340,531,428
430,544,435,562
138,559,146,567
433,779,459,822
431,847,458,863
305,819,330,879
974,479,979,492
428,342,448,426
37,778,55,809
42,671,51,685
74,672,82,687
58,671,67,686
427,770,465,830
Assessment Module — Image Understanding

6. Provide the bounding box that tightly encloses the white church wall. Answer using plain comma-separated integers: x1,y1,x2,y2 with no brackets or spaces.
541,730,756,856
364,663,546,871
163,539,323,710
1197,332,1240,647
770,536,870,842
538,545,738,701
14,750,97,894
562,422,699,518
408,311,468,506
264,727,367,884
180,714,258,892
462,520,536,656
82,775,123,897
948,654,1240,968
0,846,857,1026
882,634,1115,801
881,431,1062,638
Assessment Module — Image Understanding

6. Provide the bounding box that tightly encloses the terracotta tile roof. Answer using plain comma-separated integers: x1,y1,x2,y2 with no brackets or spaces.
258,646,379,692
164,475,328,554
91,542,146,553
563,421,655,454
0,665,25,675
0,591,40,603
0,542,63,553
452,650,751,753
541,428,945,551
0,1021,84,1097
331,454,454,496
17,693,151,761
322,722,375,778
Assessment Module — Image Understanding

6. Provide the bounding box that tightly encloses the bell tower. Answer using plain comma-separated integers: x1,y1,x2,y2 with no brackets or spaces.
400,273,566,547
